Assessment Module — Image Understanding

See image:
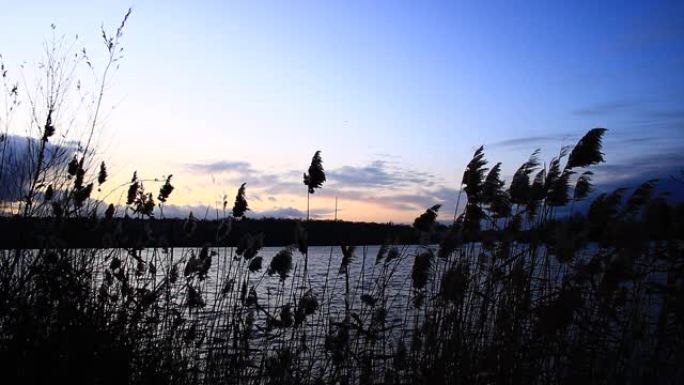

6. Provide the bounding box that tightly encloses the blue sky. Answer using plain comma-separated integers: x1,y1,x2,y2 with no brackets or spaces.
1,1,682,221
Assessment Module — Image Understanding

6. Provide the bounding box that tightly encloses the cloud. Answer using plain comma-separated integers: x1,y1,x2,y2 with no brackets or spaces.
183,160,302,202
185,157,446,198
156,203,333,220
254,206,333,219
585,165,684,207
484,133,580,154
181,157,460,220
327,160,437,188
643,108,684,120
571,96,684,131
185,160,255,174
157,203,216,219
301,160,454,214
0,134,77,201
177,126,683,223
594,151,684,184
572,100,642,117
255,207,305,218
317,185,460,214
487,134,576,150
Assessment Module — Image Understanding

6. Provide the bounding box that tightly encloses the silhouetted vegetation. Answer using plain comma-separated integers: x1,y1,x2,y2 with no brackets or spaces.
0,216,422,249
1,11,683,385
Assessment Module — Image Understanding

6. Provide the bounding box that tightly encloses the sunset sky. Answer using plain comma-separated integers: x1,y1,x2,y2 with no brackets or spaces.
1,1,683,222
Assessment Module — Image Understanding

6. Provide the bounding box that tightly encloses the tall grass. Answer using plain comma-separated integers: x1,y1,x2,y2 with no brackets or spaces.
1,14,683,385
1,127,682,384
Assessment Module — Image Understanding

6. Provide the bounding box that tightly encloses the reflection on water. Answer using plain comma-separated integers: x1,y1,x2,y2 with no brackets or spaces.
134,245,425,325
105,244,437,376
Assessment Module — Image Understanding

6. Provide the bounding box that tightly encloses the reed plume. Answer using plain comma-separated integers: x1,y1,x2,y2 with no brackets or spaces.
566,127,607,169
462,146,488,201
98,161,108,185
482,162,504,205
413,204,441,233
232,182,249,218
126,171,139,205
624,179,658,216
302,150,326,277
573,170,594,201
411,249,434,290
509,149,540,205
303,150,326,194
158,175,174,202
268,247,293,281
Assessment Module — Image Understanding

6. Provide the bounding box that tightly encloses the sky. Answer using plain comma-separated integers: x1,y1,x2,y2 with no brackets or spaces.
0,1,683,222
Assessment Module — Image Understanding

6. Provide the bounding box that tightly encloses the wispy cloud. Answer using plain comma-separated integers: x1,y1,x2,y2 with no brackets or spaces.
181,157,461,220
572,97,684,130
156,203,215,219
185,160,255,174
327,160,437,188
317,185,460,213
256,207,305,218
572,100,642,117
177,117,684,222
184,158,446,196
156,203,333,220
594,151,684,183
257,206,333,219
487,134,576,150
643,108,684,120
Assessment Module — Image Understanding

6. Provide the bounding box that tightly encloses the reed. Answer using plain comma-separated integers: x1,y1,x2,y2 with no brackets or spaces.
1,13,683,385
